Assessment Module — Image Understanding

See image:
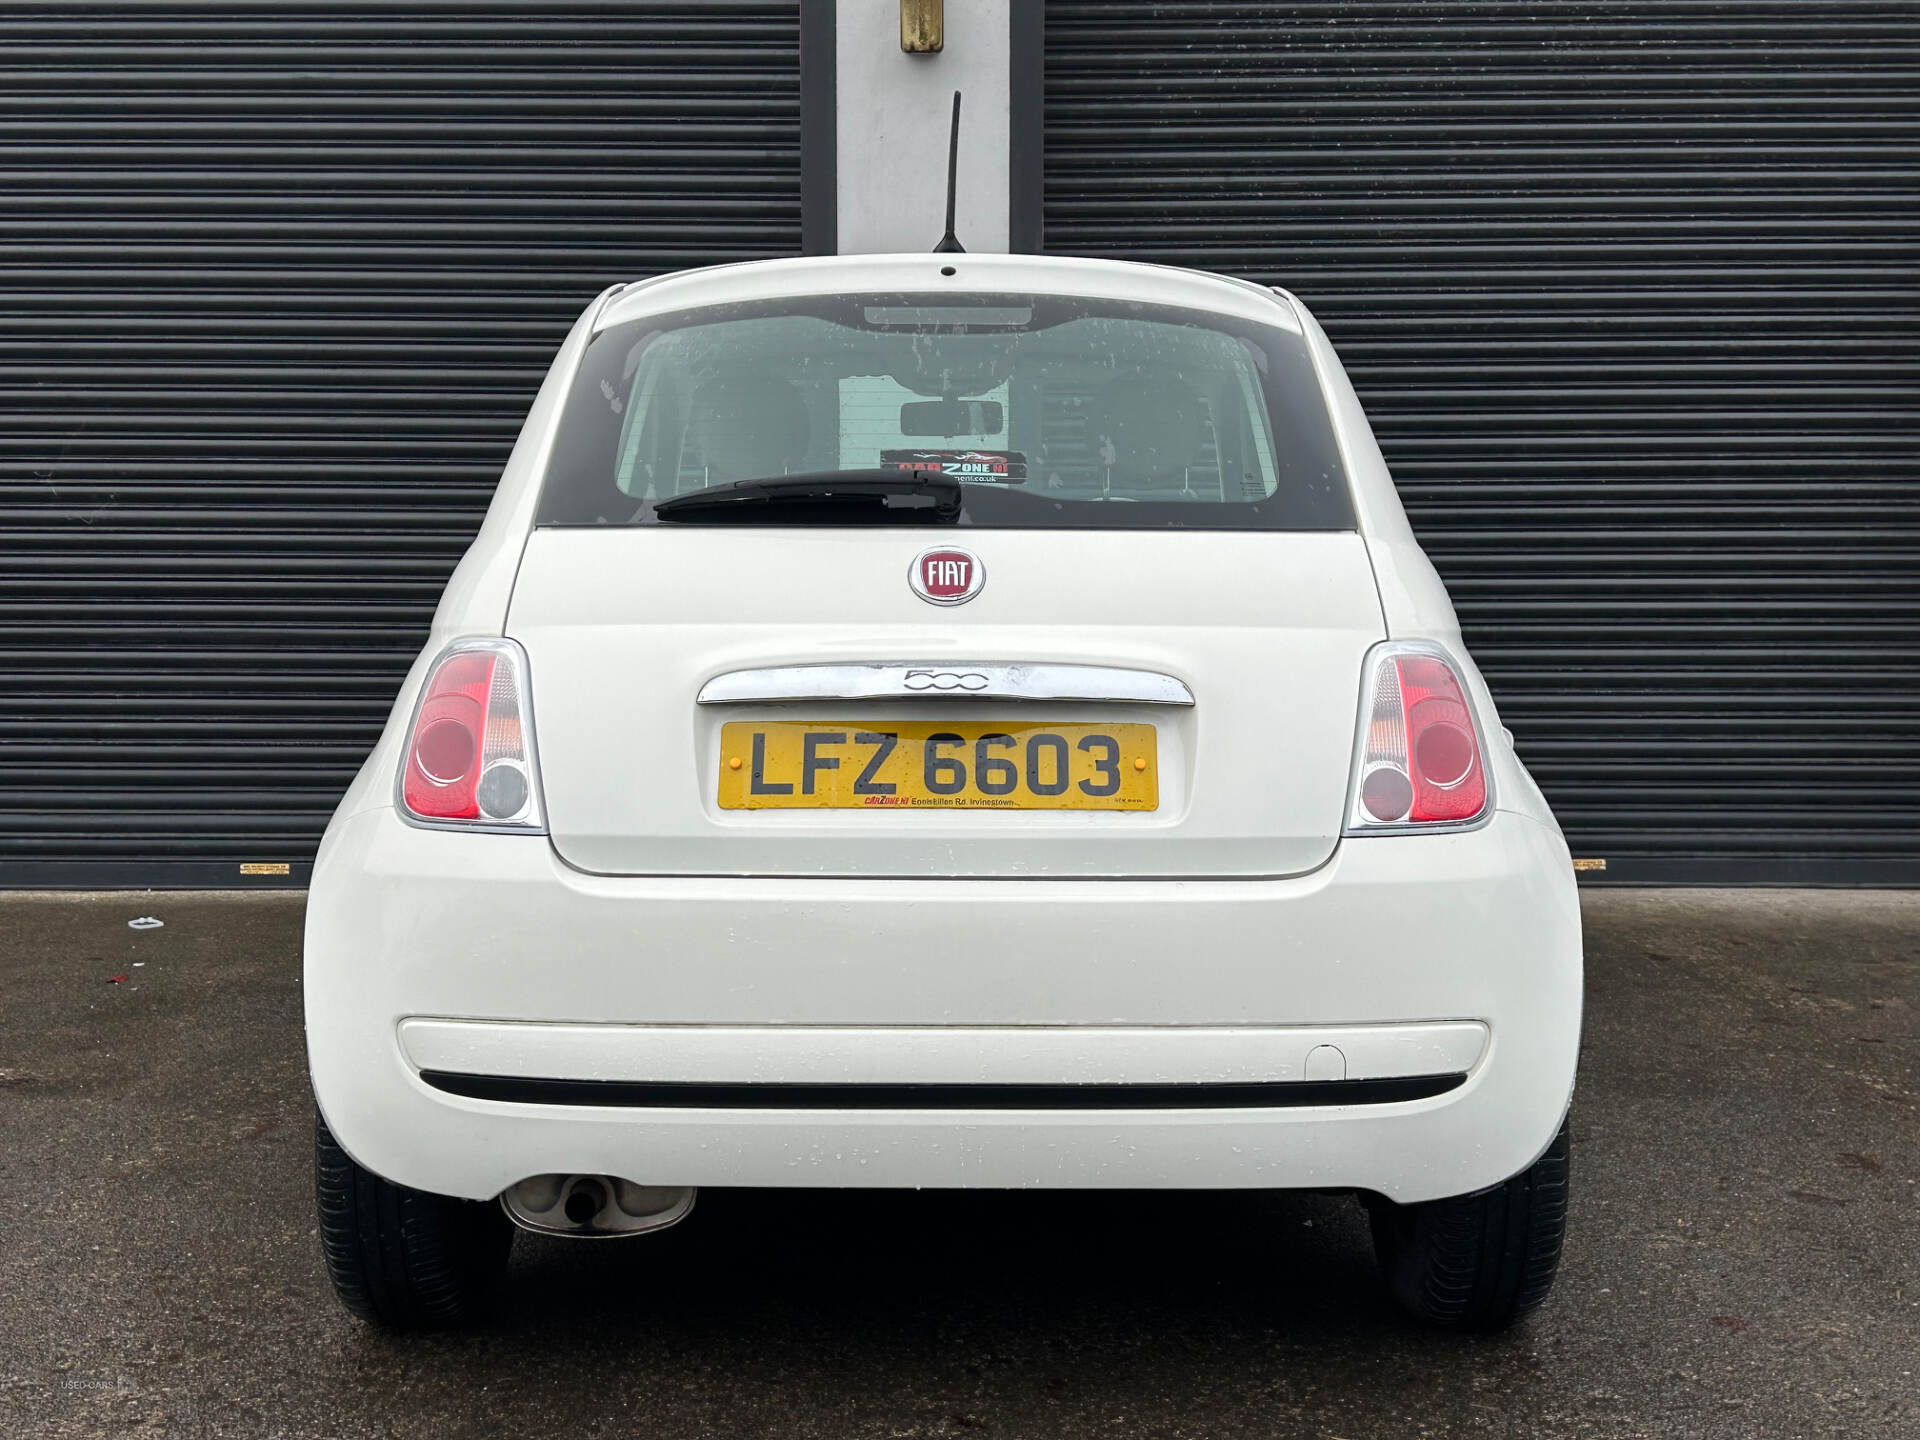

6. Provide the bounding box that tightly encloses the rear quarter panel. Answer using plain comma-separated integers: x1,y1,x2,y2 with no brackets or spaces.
1280,288,1563,836
321,286,620,824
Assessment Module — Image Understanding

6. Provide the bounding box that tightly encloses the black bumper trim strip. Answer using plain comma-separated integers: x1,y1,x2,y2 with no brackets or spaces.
418,1072,1467,1110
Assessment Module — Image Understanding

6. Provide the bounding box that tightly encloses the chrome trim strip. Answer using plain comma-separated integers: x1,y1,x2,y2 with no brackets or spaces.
696,663,1195,707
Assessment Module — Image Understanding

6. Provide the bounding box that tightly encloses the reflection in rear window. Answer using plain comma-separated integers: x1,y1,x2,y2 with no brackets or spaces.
536,293,1354,531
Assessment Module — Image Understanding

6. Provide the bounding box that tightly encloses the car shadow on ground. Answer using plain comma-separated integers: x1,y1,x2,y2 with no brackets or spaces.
327,1186,1533,1439
489,1184,1421,1352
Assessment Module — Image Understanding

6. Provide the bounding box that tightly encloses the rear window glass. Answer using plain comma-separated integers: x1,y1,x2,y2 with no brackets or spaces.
536,292,1353,530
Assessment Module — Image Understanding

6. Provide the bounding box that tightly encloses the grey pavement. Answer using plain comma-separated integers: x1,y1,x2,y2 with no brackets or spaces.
1,888,1915,1440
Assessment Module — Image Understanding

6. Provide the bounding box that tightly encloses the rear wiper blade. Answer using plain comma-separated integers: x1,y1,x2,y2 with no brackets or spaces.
653,469,961,521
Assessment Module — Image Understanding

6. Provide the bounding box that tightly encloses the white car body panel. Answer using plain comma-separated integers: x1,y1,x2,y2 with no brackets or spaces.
394,1019,1492,1087
593,253,1305,337
512,527,1383,878
305,252,1581,1206
307,804,1578,1202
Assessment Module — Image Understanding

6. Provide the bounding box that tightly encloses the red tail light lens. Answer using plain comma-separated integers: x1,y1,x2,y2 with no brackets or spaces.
1347,643,1489,832
399,640,543,829
1399,655,1485,821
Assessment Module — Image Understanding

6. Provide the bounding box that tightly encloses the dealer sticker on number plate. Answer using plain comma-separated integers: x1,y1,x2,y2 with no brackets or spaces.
717,721,1158,811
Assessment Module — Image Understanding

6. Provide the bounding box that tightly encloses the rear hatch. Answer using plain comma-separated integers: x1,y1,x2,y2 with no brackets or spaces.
508,526,1383,879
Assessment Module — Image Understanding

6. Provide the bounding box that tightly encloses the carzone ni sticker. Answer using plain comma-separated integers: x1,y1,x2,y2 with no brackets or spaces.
880,450,1028,483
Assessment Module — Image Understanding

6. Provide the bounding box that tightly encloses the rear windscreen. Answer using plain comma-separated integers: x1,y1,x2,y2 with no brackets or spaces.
535,292,1354,530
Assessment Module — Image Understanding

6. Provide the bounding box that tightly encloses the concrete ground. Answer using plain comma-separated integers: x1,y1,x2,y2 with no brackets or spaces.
0,890,1914,1440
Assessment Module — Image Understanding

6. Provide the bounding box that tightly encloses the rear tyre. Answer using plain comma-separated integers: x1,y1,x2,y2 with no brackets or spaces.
1368,1119,1569,1331
314,1115,514,1330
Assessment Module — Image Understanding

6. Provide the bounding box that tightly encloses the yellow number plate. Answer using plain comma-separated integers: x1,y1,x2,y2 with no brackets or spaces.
717,721,1158,811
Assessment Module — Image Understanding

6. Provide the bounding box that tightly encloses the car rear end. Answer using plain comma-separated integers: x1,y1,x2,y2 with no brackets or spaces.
304,254,1580,1326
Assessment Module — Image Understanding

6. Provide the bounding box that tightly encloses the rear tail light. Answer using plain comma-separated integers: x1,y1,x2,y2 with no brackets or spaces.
1346,642,1490,832
398,638,544,831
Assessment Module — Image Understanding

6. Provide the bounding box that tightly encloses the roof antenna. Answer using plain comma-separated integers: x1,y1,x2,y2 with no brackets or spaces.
933,91,965,254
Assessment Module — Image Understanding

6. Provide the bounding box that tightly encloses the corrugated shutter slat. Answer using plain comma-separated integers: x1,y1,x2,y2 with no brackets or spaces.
1045,0,1920,883
0,2,802,883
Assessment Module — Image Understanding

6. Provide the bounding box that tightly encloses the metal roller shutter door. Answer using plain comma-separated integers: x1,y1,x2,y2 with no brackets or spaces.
0,2,802,887
1043,1,1920,883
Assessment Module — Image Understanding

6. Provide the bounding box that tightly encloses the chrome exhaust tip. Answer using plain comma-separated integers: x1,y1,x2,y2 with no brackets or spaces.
501,1174,696,1238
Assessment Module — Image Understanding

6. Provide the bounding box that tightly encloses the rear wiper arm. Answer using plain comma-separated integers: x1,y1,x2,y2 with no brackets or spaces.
653,469,961,521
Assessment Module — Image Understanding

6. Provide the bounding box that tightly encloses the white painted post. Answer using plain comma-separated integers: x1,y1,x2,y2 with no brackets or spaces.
833,0,1012,254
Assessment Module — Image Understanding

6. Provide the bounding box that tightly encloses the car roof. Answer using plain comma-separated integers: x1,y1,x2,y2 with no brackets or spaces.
593,252,1300,334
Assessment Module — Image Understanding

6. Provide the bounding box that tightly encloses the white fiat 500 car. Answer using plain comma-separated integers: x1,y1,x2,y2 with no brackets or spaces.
305,253,1581,1333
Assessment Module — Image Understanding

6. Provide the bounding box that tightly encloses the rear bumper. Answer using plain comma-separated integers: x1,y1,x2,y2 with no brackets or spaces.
304,805,1581,1204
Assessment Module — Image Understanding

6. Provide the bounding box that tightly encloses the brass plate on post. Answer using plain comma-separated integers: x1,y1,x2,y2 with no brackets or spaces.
900,0,943,53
